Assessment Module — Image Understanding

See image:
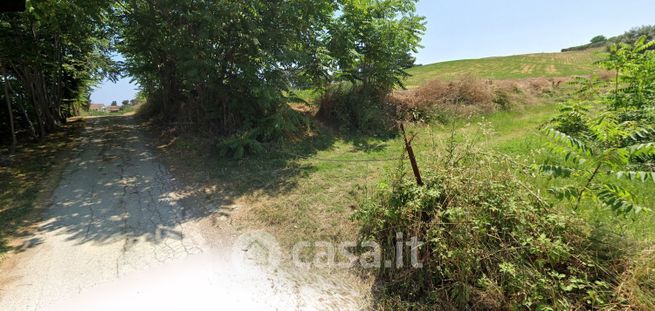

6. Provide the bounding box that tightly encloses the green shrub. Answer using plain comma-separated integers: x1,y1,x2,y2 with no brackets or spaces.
492,88,513,111
538,40,655,216
591,35,608,44
217,105,310,158
355,138,634,310
316,82,395,133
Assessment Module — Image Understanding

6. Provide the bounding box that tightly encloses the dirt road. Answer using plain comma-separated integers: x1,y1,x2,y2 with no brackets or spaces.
0,117,363,310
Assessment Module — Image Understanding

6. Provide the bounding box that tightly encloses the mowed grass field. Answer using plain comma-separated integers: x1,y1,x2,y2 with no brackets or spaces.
404,48,605,87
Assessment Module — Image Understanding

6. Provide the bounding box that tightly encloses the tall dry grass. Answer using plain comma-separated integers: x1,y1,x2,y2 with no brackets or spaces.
389,75,566,122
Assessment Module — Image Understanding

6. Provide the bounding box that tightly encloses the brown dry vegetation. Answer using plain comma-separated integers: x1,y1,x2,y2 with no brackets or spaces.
389,75,567,123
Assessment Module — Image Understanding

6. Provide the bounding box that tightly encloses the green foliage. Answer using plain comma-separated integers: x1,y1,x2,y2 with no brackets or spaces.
540,39,655,215
316,82,393,133
118,0,333,132
217,105,310,158
355,138,631,309
538,127,653,214
616,25,655,47
562,25,655,52
600,36,655,109
328,0,425,92
118,0,424,157
591,35,608,44
0,0,115,141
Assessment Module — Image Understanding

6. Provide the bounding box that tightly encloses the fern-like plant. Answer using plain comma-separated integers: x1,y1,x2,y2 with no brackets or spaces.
538,127,655,214
539,38,655,215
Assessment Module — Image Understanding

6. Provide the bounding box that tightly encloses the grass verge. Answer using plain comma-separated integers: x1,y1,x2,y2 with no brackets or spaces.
154,102,559,247
157,97,653,246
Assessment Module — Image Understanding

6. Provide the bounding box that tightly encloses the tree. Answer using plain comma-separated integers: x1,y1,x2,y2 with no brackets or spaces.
117,0,338,133
617,25,655,46
1,62,16,153
116,0,424,148
0,0,115,146
590,35,607,44
328,0,426,92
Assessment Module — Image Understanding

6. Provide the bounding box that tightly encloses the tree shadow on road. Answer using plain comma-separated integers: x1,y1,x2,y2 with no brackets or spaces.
0,122,84,256
27,116,224,248
2,115,397,252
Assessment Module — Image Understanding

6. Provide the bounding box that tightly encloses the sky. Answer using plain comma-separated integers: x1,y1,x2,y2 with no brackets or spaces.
90,0,655,105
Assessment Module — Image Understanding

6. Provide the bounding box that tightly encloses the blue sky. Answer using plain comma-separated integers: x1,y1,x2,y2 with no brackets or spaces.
90,0,655,104
415,0,655,64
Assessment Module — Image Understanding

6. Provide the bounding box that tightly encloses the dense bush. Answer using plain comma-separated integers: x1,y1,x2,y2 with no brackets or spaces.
355,139,637,310
315,82,394,133
118,0,424,154
616,26,655,47
591,35,608,44
562,25,655,52
217,105,310,158
561,41,609,52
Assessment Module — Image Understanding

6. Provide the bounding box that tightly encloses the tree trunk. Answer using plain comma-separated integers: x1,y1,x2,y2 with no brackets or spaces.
25,71,47,139
16,100,37,139
1,63,17,154
5,76,37,139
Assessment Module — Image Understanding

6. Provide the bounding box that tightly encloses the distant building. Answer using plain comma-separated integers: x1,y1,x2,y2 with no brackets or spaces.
89,103,106,112
109,102,120,113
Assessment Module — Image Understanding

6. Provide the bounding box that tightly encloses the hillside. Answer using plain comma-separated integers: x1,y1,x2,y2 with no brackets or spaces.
562,25,655,52
404,48,605,88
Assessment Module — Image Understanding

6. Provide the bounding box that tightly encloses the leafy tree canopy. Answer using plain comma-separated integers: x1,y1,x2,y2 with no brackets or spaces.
590,35,607,44
1,0,115,144
116,0,425,140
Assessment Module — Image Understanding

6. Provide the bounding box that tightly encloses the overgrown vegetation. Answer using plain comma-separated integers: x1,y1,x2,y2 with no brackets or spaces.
356,136,636,310
118,0,424,154
390,75,565,123
352,38,655,310
315,82,395,133
562,25,655,52
316,74,566,133
0,0,115,149
2,4,654,309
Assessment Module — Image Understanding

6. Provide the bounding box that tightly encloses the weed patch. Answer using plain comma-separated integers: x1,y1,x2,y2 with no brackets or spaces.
356,135,639,310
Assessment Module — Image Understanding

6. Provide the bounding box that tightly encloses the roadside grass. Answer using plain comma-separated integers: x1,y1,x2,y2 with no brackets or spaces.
164,98,654,250
0,122,83,260
157,48,653,258
162,102,556,246
405,48,605,88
